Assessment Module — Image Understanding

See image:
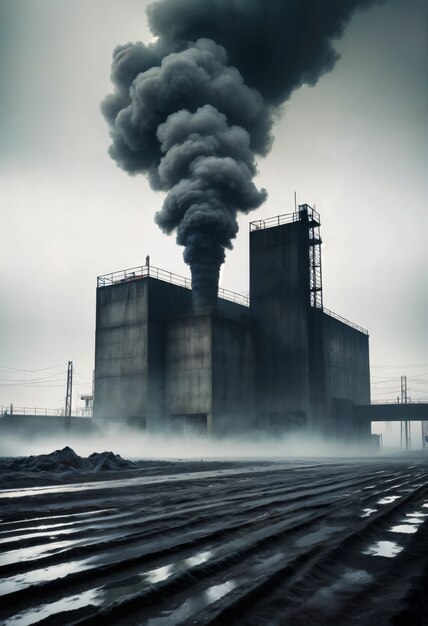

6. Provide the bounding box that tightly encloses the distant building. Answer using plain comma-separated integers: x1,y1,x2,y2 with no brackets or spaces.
93,205,370,441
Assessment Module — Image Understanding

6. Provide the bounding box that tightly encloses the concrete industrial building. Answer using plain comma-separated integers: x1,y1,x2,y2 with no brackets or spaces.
93,204,371,440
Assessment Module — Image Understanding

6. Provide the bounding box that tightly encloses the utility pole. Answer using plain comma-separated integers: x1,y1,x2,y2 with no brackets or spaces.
65,361,73,436
400,375,410,451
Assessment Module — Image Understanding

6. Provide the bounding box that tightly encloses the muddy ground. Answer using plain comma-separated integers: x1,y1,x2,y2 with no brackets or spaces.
1,453,427,625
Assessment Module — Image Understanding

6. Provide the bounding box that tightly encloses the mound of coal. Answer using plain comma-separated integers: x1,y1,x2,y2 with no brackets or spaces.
83,451,136,471
7,446,136,472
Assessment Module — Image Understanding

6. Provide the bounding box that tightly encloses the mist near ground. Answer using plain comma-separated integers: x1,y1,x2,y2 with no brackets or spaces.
0,423,397,461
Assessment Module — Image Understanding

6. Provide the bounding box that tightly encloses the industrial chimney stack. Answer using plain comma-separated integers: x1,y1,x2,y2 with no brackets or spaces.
190,263,219,314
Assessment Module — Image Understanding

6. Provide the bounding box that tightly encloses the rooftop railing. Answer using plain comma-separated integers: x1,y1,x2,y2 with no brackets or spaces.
98,265,190,289
250,212,297,231
98,265,368,327
322,307,369,336
97,264,250,308
250,205,321,232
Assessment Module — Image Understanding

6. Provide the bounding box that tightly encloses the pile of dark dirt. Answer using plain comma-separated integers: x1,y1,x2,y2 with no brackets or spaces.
4,446,136,473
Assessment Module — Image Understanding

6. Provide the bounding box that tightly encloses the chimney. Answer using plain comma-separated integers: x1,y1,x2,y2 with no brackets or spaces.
190,263,219,314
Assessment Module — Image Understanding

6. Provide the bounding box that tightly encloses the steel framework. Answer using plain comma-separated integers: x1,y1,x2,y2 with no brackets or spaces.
400,375,411,450
65,361,73,435
298,204,323,309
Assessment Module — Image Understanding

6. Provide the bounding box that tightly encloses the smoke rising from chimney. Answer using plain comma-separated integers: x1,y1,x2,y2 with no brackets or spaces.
102,0,382,311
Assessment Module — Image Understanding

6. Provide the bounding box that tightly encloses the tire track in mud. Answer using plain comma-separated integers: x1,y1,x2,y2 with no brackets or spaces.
0,468,389,555
0,465,410,585
197,484,428,626
79,470,428,626
0,460,427,626
0,466,388,570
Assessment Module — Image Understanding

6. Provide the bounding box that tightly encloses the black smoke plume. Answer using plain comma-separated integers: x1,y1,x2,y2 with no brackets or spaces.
102,0,382,312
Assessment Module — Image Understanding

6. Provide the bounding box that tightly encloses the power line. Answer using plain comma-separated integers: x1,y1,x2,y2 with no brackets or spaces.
0,363,64,373
0,374,65,383
0,383,64,389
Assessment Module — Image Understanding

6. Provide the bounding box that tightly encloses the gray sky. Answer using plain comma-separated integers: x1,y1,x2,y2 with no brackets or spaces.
0,0,427,413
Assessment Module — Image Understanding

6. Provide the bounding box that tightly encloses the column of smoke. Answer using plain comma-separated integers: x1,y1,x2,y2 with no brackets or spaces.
102,0,382,313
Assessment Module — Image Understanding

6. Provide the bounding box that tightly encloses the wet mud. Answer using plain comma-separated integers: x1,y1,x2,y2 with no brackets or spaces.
0,455,427,625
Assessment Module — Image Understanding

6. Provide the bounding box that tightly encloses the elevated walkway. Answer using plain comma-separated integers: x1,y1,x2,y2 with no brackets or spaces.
354,402,428,422
1,406,91,418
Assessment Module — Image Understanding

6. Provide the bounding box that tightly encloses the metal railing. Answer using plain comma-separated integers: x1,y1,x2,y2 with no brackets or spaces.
250,205,321,232
0,406,92,418
97,264,250,308
369,399,428,405
322,307,369,336
250,212,298,231
97,265,191,289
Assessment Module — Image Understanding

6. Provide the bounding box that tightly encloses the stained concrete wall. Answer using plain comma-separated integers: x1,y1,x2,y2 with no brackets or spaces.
212,315,255,435
93,277,192,428
318,311,371,439
93,275,250,431
144,279,192,430
94,279,149,425
250,220,311,431
165,314,212,431
217,298,250,323
0,415,93,440
164,313,255,436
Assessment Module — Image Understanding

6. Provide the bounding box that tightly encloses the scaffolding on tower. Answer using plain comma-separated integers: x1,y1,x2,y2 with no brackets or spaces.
298,204,323,309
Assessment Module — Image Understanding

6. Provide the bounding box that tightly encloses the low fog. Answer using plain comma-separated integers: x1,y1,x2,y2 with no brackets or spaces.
0,423,403,461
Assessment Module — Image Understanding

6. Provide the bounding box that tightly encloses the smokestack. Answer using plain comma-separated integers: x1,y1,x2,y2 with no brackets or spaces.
102,0,383,289
190,262,219,314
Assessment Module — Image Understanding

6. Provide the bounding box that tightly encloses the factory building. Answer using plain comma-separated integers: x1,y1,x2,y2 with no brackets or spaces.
93,204,370,440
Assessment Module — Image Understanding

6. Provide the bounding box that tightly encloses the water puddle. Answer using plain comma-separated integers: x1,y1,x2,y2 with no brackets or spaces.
2,552,231,626
388,509,427,535
101,550,214,599
0,527,77,546
4,588,100,626
146,564,174,584
0,559,94,596
363,540,403,558
377,495,401,505
406,511,428,520
360,508,377,518
0,509,115,527
145,580,237,626
0,540,75,567
0,544,213,598
389,524,418,534
185,550,212,567
0,526,128,568
0,510,116,537
206,580,236,603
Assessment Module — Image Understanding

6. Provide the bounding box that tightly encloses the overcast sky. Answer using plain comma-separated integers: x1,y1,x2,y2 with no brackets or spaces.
0,0,427,416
